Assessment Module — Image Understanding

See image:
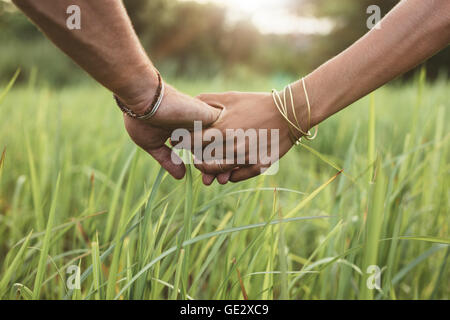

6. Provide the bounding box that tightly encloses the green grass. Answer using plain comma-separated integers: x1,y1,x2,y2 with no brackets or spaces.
0,73,448,300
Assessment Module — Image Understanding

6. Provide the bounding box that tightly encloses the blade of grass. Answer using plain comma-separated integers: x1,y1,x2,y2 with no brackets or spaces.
14,283,33,300
360,157,386,300
0,147,6,186
134,167,165,299
286,170,342,218
276,192,289,300
33,174,60,299
368,93,376,181
180,164,194,299
103,148,136,242
150,277,195,300
91,233,101,300
294,220,344,282
171,249,185,300
390,245,445,289
232,257,249,300
0,68,20,105
0,231,33,298
106,151,138,299
25,134,44,231
430,246,449,299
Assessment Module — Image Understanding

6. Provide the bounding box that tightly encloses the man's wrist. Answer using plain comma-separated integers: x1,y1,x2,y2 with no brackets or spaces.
114,71,165,121
113,66,160,115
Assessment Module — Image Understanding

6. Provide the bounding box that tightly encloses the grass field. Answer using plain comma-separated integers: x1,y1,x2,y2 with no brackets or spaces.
0,71,448,300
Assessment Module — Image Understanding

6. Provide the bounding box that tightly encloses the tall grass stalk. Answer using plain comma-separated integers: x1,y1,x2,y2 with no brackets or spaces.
33,174,61,299
360,158,386,300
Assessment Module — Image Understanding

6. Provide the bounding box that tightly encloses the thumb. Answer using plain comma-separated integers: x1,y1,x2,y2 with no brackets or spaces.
193,98,222,127
148,85,221,128
196,93,230,127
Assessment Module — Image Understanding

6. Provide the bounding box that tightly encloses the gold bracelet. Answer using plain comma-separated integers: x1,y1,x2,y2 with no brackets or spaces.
301,77,318,140
272,87,301,144
271,77,318,145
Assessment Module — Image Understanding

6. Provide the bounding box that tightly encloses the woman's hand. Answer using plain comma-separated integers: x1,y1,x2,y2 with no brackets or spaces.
194,91,306,185
124,84,221,179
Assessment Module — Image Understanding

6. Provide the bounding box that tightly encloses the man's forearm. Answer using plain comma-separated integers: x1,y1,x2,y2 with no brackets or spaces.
298,0,450,127
12,0,157,112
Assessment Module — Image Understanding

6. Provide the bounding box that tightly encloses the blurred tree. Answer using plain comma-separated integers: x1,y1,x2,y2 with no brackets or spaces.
0,0,41,40
123,0,271,77
124,0,227,75
301,0,398,54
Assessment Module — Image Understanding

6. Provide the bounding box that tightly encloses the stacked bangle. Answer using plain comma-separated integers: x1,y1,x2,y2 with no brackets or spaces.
114,70,165,120
272,77,318,145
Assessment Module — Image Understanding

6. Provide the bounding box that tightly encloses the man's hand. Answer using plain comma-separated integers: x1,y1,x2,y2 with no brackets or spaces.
124,84,221,179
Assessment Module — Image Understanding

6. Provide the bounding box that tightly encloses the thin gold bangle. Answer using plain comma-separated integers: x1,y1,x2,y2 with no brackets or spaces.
272,89,300,144
271,77,318,144
301,77,318,140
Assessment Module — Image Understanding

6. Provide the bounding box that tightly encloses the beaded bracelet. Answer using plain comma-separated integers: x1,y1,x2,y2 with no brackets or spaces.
114,70,165,120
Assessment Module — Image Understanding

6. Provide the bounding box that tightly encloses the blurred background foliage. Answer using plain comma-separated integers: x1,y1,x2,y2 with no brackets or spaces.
0,0,448,87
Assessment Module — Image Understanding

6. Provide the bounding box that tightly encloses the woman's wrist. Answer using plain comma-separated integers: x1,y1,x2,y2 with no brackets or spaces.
288,80,315,133
292,69,346,130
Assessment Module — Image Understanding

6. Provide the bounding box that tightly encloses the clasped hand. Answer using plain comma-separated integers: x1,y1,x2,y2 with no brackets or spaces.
124,84,308,185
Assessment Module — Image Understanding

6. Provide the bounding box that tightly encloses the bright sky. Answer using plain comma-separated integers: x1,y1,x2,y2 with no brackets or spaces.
180,0,333,35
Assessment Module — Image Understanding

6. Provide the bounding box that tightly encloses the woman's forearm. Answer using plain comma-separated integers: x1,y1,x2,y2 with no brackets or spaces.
296,0,450,127
12,0,157,112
